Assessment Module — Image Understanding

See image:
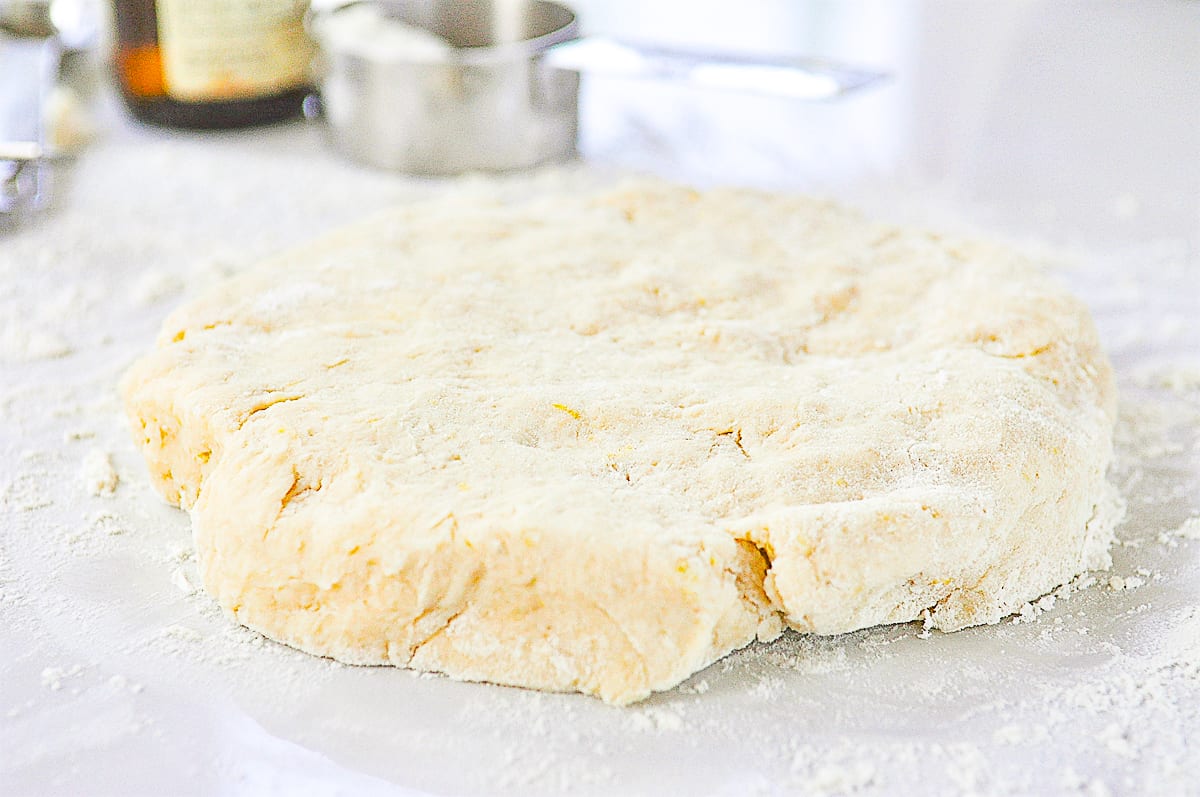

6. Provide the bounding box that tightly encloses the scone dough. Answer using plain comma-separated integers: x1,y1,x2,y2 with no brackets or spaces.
122,181,1119,704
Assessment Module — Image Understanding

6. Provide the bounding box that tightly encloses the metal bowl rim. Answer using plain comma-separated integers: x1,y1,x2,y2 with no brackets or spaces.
309,0,580,66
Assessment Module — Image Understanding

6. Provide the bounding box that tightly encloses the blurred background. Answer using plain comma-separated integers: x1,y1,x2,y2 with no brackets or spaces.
2,0,1197,247
571,0,1199,247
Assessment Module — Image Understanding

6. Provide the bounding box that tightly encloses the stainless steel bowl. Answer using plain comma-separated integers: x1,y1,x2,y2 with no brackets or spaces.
310,0,888,176
312,0,581,175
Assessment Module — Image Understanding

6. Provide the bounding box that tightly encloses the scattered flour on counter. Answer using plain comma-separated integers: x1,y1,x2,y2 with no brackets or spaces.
1011,591,1063,624
88,510,127,537
993,723,1050,746
170,566,196,595
627,707,684,734
0,322,73,362
790,747,879,797
40,665,83,691
80,449,119,496
164,543,194,565
1059,770,1114,797
802,761,877,796
2,471,55,511
1171,516,1200,540
1107,575,1145,592
1134,363,1200,396
160,624,204,644
1096,723,1137,759
129,269,184,308
107,674,144,694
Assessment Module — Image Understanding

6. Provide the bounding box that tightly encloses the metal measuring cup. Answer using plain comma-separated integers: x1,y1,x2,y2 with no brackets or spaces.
310,0,885,176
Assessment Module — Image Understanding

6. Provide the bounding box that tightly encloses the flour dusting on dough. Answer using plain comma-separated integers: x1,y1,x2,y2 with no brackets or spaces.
120,180,1119,704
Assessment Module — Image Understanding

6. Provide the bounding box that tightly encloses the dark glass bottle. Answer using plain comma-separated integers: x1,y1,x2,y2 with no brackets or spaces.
111,0,313,129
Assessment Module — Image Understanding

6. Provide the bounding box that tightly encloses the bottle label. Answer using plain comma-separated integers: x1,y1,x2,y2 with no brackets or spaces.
156,0,311,101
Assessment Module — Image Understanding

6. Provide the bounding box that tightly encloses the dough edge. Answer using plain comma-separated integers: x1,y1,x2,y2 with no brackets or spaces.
120,179,1120,704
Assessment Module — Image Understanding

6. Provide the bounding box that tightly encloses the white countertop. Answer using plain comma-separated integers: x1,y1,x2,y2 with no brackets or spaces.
2,1,1199,795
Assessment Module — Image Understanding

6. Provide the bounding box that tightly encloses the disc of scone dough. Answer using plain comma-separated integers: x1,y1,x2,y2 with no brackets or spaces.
121,180,1119,704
